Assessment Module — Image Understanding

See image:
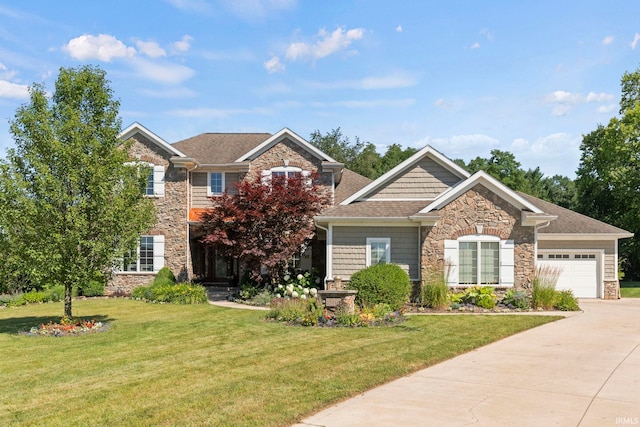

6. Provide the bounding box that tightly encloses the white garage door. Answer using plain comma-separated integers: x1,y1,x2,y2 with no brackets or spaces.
537,253,599,298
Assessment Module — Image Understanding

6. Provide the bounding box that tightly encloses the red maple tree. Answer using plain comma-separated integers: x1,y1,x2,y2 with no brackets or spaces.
199,172,330,282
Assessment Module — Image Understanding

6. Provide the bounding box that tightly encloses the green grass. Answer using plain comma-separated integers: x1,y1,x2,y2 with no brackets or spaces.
621,281,640,298
0,299,560,426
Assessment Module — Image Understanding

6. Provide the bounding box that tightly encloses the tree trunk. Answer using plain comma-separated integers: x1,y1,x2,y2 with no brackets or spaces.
64,283,73,320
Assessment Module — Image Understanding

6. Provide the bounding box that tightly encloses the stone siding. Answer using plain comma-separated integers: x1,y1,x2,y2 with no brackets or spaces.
421,184,536,292
604,280,620,299
107,134,188,295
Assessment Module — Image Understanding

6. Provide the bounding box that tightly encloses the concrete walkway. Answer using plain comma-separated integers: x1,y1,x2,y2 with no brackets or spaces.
294,299,640,427
206,287,268,310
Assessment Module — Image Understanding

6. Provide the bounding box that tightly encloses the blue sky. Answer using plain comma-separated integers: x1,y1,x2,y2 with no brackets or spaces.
1,1,639,178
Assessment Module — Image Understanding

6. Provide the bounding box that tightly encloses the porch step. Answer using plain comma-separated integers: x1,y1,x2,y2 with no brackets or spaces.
206,286,238,302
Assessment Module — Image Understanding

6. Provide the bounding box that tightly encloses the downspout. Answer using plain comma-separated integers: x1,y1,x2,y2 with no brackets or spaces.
314,220,329,290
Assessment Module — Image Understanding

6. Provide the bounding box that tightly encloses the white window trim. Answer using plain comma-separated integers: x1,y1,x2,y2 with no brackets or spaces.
263,166,312,187
125,162,165,198
207,172,225,196
117,235,165,274
444,235,514,287
366,237,391,267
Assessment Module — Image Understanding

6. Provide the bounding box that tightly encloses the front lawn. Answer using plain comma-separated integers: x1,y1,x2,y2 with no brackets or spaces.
621,281,640,298
0,299,560,426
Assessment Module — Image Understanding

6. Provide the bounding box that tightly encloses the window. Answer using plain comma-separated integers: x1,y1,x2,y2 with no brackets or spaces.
262,167,310,186
145,172,154,196
208,172,225,196
126,163,165,197
444,236,514,286
122,235,165,272
366,238,390,266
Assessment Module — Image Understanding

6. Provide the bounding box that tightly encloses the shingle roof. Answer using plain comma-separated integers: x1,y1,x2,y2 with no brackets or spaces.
334,169,372,205
518,192,632,236
172,133,272,164
318,200,429,219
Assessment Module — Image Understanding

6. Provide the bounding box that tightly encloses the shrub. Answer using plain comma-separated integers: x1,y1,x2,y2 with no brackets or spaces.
154,267,177,286
555,290,580,311
267,297,323,326
132,282,207,304
501,289,530,310
347,263,411,310
45,284,66,302
75,280,105,297
272,271,320,300
451,286,497,309
419,268,450,309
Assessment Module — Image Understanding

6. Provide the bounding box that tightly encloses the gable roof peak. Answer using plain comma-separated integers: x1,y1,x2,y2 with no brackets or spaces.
340,143,470,205
421,170,545,214
237,127,338,163
119,122,186,157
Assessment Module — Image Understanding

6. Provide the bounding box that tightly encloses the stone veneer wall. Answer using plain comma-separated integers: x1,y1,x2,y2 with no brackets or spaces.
107,134,188,295
421,184,536,292
604,280,620,299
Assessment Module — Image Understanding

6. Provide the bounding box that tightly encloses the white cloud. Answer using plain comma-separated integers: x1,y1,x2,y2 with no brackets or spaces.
0,79,29,98
396,25,403,33
264,55,285,73
285,27,365,61
470,42,480,49
172,35,193,53
597,104,617,114
63,34,136,62
631,33,640,49
544,90,615,115
602,35,614,45
511,138,528,151
434,98,454,108
479,28,494,41
136,40,166,58
130,57,195,84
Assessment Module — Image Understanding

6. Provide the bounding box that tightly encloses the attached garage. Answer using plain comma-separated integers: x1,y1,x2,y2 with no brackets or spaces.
537,252,601,298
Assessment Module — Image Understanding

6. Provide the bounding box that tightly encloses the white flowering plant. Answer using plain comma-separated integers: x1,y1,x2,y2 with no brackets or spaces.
273,270,320,300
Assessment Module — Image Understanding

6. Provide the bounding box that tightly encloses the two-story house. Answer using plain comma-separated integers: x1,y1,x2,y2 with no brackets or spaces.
110,123,370,294
111,123,632,299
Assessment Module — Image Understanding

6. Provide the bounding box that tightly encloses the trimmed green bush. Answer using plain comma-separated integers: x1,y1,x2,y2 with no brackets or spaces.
132,282,207,304
153,267,177,285
555,290,580,311
347,263,411,310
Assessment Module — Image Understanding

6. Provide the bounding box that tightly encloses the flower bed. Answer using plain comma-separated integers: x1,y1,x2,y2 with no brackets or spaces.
21,319,109,337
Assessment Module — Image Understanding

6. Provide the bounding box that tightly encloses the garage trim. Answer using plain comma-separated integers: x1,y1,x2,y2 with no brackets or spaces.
536,250,604,298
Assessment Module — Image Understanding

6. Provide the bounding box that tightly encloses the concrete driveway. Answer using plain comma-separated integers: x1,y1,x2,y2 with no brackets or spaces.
294,299,640,427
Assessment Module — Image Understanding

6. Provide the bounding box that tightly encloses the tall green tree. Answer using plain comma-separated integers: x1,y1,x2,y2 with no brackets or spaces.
576,66,640,279
0,65,156,318
465,149,528,191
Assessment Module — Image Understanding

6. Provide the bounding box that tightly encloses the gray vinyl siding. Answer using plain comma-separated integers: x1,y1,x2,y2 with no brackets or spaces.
367,157,462,200
537,240,617,280
332,226,419,279
191,171,240,208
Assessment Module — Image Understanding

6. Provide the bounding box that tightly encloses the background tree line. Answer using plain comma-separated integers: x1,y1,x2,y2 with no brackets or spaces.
309,130,577,209
310,66,640,280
